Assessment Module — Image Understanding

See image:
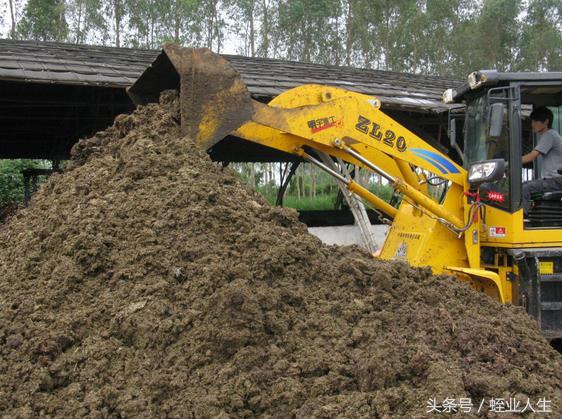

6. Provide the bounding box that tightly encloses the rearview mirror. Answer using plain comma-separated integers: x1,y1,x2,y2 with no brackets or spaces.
448,114,464,163
488,103,505,137
449,118,457,147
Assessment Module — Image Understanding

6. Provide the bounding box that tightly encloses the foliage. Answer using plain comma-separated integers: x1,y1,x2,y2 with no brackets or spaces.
518,0,562,71
66,0,106,44
17,0,68,41
260,183,394,211
261,191,338,210
3,0,25,39
3,0,561,74
233,162,394,210
369,181,394,202
0,160,48,207
471,0,523,71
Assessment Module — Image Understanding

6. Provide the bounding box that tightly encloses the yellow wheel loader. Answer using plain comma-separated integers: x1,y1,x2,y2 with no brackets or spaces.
129,45,562,342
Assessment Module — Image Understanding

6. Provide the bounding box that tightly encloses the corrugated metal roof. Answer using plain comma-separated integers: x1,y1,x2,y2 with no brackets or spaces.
0,39,463,112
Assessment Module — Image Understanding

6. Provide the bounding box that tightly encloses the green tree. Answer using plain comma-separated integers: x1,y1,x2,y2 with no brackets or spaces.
439,0,481,76
101,0,127,47
224,0,257,56
343,0,375,67
127,0,164,48
379,0,426,72
256,0,273,57
341,0,434,71
275,0,344,64
0,160,46,208
223,0,276,57
193,0,226,51
519,0,562,71
470,0,523,71
165,0,201,45
17,0,68,41
420,0,479,76
66,0,107,44
6,0,25,39
3,0,561,82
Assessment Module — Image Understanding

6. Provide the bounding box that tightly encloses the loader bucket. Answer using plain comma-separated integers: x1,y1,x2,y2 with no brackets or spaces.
128,44,254,150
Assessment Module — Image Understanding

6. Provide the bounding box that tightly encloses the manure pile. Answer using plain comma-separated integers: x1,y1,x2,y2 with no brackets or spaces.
0,91,560,417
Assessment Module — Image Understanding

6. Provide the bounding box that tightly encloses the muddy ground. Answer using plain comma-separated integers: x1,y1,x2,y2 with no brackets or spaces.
0,91,560,417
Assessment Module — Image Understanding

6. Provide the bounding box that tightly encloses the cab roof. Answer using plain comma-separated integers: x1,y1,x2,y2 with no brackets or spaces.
450,70,562,103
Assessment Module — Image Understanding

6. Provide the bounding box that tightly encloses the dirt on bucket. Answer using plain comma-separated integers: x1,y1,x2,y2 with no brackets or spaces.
0,90,560,417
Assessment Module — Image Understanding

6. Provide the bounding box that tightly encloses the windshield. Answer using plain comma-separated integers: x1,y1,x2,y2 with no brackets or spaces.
465,93,511,211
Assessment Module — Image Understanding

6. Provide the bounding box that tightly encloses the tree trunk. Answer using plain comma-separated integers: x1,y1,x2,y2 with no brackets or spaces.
345,0,353,66
174,13,180,42
383,3,391,70
249,163,256,189
76,0,83,43
114,0,121,47
345,0,352,66
306,164,312,198
296,166,301,199
249,0,255,57
207,0,217,50
150,3,155,49
260,0,269,57
173,0,183,42
310,166,317,198
303,18,311,62
8,0,17,39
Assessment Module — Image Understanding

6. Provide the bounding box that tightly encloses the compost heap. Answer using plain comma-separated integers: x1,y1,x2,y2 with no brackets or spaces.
0,91,560,418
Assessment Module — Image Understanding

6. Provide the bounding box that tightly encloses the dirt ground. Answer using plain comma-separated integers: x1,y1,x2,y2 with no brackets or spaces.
0,91,560,417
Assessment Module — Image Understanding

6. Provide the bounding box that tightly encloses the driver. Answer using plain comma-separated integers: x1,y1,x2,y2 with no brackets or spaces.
521,106,562,215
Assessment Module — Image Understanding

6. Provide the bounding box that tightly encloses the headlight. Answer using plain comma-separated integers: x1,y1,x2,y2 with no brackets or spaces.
468,159,506,185
469,162,497,180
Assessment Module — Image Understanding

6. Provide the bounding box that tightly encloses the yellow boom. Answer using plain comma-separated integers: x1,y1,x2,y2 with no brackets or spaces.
129,45,506,304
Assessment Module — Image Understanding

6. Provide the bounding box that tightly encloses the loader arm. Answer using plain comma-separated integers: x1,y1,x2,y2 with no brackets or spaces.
231,88,495,299
231,85,468,228
130,46,495,296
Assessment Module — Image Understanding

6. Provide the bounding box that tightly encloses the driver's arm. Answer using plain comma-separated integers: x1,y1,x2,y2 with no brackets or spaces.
522,149,540,164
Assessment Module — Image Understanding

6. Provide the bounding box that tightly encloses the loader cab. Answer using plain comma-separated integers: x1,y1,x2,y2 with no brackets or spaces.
445,71,562,342
446,70,562,227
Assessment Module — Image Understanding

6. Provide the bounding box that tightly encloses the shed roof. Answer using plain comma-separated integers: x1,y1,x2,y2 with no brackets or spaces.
0,39,462,113
0,39,156,86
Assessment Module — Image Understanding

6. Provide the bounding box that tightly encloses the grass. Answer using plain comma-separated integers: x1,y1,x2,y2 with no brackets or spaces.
281,194,338,210
257,183,394,211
